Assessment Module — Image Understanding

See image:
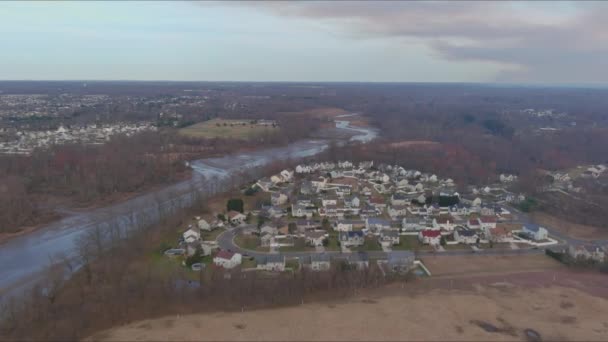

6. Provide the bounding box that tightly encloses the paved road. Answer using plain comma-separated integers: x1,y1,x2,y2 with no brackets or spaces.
217,226,546,262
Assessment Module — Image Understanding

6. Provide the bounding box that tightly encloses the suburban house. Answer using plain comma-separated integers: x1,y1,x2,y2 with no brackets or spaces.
432,216,455,231
391,193,409,206
467,218,481,230
227,211,247,225
360,204,380,217
321,197,338,207
304,231,327,247
368,196,387,211
256,254,286,272
260,233,274,247
453,227,478,244
387,251,415,273
197,219,211,231
256,178,273,192
522,224,549,241
213,250,242,269
344,196,361,208
280,169,294,182
271,192,288,206
418,229,442,245
260,205,285,219
366,217,391,232
303,254,332,271
388,205,408,218
260,223,279,236
487,226,510,242
296,220,319,233
449,204,469,216
479,216,497,230
568,244,605,262
401,218,425,231
183,228,200,243
291,204,314,218
379,230,400,246
334,220,353,232
339,231,365,247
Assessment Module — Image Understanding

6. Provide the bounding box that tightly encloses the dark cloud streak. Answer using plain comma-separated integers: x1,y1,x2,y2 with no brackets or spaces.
238,1,608,83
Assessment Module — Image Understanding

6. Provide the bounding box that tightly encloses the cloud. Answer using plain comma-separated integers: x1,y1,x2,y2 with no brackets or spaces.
235,1,608,83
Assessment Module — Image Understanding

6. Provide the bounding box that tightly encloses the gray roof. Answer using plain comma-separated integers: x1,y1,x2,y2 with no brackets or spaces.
256,254,285,264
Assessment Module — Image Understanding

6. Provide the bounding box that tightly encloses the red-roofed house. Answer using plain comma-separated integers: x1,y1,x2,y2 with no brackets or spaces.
479,216,497,230
418,229,442,245
213,250,242,269
227,211,247,225
467,218,481,229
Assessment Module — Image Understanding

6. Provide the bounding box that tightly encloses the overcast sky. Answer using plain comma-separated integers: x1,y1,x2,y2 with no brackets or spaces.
1,1,606,83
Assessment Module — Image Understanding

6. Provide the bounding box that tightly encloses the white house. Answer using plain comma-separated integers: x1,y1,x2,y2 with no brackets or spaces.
344,196,360,208
388,205,408,218
306,254,331,271
321,197,338,207
280,169,294,182
197,219,211,231
479,216,497,230
271,192,288,206
183,228,201,243
568,244,605,262
227,211,247,225
257,255,285,272
418,230,441,245
366,218,391,231
339,231,365,247
291,204,314,218
379,230,400,246
304,231,327,247
260,223,278,236
522,224,548,241
334,220,353,232
213,250,242,269
432,216,454,231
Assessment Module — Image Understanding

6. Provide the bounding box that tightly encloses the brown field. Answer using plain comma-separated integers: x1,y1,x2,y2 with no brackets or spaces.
421,254,563,277
279,107,348,118
178,119,279,139
530,212,608,240
388,140,441,148
91,271,608,342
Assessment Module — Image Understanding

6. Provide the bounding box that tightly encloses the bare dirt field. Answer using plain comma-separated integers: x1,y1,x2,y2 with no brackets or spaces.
421,254,564,278
531,212,608,240
179,119,279,139
91,270,608,342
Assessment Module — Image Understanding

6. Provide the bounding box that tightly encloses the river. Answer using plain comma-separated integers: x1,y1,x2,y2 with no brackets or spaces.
0,117,378,298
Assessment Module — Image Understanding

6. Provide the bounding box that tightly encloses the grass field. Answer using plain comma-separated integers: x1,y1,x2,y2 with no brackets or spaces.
178,119,279,139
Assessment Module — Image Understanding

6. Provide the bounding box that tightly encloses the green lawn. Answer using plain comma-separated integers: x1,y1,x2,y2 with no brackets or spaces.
242,257,257,269
392,235,419,250
179,118,279,139
279,239,316,252
355,237,382,252
326,231,341,251
234,234,261,250
201,228,225,241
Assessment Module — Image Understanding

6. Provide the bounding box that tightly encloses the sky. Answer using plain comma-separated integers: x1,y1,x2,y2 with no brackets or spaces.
0,1,607,83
